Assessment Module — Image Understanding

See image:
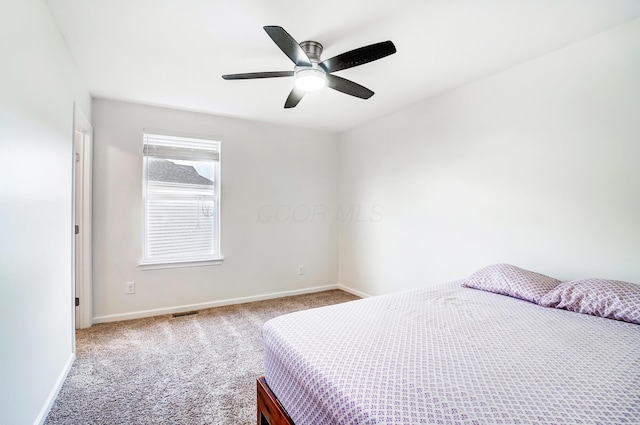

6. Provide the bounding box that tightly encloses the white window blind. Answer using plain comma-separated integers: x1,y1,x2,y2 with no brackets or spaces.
142,131,221,265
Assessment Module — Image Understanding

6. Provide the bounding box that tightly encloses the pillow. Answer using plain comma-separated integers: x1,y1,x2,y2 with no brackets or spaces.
462,263,561,303
539,279,640,325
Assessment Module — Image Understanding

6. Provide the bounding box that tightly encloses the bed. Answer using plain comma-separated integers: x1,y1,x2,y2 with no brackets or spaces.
257,271,640,425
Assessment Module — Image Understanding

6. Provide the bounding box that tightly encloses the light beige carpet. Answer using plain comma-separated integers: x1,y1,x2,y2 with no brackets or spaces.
45,290,358,425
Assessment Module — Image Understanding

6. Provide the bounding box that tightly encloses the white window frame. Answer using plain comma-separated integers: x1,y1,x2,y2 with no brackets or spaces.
140,129,222,270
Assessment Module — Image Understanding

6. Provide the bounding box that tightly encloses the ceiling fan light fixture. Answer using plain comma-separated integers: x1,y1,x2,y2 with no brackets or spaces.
294,68,326,92
222,26,396,108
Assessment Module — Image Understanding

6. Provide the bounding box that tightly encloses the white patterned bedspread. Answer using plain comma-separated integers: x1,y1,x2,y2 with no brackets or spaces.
263,281,640,425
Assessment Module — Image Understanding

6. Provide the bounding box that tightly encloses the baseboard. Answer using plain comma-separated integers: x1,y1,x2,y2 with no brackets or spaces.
33,353,75,425
336,284,372,298
93,284,345,324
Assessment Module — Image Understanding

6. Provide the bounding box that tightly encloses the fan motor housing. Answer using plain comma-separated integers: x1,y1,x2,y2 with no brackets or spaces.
299,41,323,63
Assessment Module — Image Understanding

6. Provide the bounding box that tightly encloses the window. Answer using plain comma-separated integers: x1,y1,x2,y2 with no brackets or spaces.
141,130,221,268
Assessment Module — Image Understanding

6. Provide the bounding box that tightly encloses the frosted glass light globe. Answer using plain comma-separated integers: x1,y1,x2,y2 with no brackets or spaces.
294,68,326,91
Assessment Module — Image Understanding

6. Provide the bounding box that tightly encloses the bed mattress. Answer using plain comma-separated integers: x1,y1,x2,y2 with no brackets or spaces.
262,281,640,425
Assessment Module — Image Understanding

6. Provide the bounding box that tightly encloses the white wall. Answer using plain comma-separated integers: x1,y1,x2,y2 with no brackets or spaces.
0,0,91,424
338,18,640,295
92,99,338,320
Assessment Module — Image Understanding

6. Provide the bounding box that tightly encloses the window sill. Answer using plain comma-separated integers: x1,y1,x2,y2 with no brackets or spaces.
139,257,224,271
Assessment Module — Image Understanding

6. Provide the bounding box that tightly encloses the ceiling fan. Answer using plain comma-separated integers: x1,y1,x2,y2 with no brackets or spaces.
222,26,396,108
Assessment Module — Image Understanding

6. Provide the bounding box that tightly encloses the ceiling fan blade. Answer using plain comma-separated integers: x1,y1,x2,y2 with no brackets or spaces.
222,71,294,80
320,41,396,73
325,74,374,99
284,86,305,108
263,26,312,67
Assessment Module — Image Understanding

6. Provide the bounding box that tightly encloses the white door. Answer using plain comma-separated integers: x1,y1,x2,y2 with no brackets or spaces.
74,110,93,329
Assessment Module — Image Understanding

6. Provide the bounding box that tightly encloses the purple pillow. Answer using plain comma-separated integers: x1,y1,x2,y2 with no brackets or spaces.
539,279,640,325
462,263,561,303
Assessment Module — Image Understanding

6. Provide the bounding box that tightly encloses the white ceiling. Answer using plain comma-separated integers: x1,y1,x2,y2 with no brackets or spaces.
47,0,640,133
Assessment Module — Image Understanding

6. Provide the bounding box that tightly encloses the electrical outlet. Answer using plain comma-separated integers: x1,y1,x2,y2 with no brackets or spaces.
297,265,304,275
126,281,135,294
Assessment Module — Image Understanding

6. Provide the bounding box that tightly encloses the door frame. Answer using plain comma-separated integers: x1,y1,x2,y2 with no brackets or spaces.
73,104,93,330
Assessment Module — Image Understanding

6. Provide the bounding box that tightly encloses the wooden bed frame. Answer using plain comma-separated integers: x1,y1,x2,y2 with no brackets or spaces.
257,376,295,425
